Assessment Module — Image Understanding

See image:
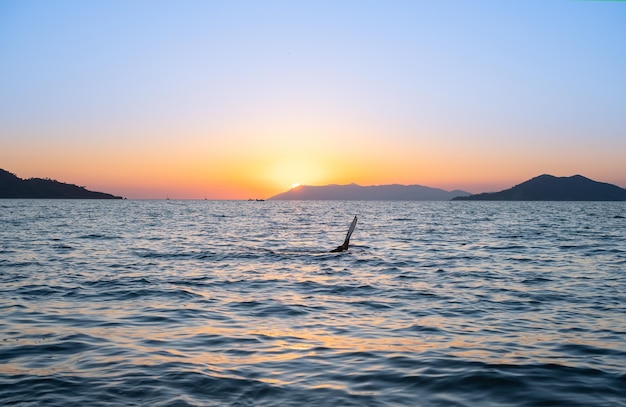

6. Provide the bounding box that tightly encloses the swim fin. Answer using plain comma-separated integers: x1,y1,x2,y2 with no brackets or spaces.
330,215,357,252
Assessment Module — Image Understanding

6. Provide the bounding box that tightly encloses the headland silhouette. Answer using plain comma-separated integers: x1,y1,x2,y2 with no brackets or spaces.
453,174,626,201
0,168,123,199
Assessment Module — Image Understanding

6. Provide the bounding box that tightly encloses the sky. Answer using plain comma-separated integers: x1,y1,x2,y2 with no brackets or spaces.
1,0,625,199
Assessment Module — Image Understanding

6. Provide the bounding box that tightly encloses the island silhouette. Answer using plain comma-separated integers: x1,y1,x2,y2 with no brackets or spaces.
453,174,626,201
269,183,470,200
269,175,626,201
3,168,624,201
0,168,123,199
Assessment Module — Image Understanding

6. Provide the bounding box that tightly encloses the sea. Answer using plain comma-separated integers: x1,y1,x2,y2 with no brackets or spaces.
1,200,625,407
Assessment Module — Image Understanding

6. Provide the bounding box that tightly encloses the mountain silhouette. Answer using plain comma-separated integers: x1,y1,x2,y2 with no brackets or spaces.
269,183,470,200
0,168,123,199
453,174,626,201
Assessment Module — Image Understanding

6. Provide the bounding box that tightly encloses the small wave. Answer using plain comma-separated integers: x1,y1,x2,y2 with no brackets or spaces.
0,260,44,268
228,299,310,318
78,234,120,240
521,276,553,284
15,284,66,298
350,300,394,310
554,342,626,358
133,249,215,260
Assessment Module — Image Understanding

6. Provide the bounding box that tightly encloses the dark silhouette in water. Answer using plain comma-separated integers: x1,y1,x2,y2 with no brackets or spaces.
330,216,358,252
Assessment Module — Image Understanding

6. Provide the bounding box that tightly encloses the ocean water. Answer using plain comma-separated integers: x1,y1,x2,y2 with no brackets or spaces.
1,200,625,407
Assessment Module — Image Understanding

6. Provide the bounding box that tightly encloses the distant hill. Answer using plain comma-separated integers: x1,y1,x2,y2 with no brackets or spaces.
0,168,123,199
453,174,626,201
269,183,470,200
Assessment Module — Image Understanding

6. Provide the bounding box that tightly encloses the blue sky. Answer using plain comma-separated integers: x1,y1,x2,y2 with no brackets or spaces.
1,0,625,198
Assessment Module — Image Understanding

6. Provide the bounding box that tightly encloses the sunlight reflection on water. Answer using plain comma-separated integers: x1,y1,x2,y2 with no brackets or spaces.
0,200,625,406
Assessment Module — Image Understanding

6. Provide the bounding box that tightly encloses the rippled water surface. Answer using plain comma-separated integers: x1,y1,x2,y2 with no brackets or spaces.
1,200,625,406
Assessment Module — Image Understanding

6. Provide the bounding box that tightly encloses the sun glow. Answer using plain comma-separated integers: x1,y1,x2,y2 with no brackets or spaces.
291,183,301,189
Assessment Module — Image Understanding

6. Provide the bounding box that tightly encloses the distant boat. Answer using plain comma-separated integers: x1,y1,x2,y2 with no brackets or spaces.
248,198,265,201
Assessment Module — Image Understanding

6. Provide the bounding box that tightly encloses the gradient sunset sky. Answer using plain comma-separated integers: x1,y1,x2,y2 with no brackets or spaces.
1,1,625,199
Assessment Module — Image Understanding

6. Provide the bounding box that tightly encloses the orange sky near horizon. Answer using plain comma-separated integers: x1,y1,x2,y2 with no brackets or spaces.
1,1,625,199
3,122,624,200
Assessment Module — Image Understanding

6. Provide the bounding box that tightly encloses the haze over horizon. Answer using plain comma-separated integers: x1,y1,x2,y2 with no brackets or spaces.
1,1,625,199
